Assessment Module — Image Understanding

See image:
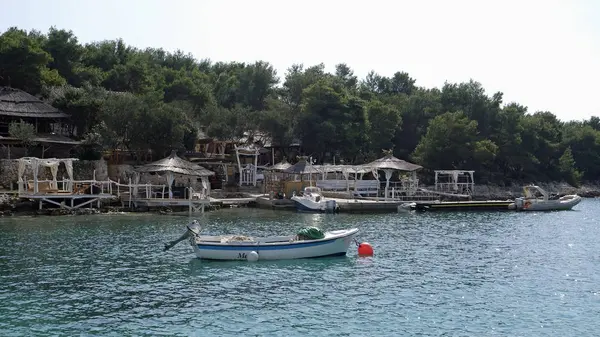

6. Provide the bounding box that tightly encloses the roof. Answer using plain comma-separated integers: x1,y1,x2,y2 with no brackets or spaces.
0,133,81,145
313,164,375,174
364,153,423,172
135,150,215,176
0,87,69,118
283,157,321,174
34,133,82,145
266,159,292,171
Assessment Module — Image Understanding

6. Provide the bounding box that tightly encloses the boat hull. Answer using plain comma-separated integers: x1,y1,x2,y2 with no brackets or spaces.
292,198,324,212
291,197,337,213
516,195,582,211
191,228,358,261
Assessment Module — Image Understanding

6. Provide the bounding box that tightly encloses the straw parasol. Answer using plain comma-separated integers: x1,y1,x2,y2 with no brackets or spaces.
364,149,423,172
135,150,215,197
0,87,68,118
282,156,321,175
136,150,214,177
267,158,292,172
362,149,423,199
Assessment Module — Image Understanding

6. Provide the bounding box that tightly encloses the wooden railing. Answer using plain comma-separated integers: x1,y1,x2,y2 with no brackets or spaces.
17,178,210,201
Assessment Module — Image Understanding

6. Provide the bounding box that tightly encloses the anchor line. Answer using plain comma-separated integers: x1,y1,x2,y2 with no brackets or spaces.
353,238,360,247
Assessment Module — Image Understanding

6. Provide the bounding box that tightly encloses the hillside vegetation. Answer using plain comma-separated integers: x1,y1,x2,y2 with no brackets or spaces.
1,26,599,186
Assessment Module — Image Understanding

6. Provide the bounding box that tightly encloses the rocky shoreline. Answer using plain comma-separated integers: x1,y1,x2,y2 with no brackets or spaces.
470,182,600,200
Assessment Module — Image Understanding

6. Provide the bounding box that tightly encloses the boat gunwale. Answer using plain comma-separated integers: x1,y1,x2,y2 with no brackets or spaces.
194,228,359,248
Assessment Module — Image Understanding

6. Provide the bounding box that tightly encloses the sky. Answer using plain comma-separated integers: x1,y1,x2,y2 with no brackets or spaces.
1,0,599,121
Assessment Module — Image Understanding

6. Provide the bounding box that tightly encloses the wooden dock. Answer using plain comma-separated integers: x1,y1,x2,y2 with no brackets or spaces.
255,196,412,213
411,200,516,212
211,197,257,207
333,198,407,213
254,196,518,213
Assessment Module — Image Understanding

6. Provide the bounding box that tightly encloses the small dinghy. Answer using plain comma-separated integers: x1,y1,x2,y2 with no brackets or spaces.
512,185,582,211
164,221,359,261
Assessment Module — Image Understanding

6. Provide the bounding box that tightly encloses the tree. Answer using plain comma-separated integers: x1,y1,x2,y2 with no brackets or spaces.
412,111,479,169
1,25,598,186
558,147,582,186
366,100,401,159
9,120,38,155
43,27,83,85
0,28,65,94
297,79,369,163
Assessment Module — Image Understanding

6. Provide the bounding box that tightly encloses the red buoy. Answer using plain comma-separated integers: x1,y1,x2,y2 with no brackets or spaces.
357,242,374,257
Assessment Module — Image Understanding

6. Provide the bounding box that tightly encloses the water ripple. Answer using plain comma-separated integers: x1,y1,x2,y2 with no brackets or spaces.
1,201,600,336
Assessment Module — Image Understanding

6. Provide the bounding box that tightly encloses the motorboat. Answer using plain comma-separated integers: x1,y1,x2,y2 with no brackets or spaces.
291,186,338,212
512,185,582,211
163,221,359,261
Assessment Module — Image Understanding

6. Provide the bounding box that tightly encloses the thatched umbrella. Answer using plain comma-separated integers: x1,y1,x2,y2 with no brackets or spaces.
267,158,292,172
283,156,321,175
362,150,423,199
135,150,214,197
0,87,68,118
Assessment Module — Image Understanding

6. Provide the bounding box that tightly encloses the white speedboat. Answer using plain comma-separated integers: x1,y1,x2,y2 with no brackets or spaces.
164,221,359,261
512,185,582,211
291,186,338,212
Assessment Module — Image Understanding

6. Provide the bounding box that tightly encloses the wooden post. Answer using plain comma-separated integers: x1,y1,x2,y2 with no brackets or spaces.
33,159,39,194
188,187,192,216
253,149,259,186
235,146,242,186
271,147,275,167
128,179,132,208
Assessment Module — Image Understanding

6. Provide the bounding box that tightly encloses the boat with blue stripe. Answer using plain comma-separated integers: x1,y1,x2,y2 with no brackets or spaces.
163,221,359,261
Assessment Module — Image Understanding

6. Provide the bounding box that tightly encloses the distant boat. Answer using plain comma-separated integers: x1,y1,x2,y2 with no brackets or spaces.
512,185,582,211
291,186,338,212
164,221,359,261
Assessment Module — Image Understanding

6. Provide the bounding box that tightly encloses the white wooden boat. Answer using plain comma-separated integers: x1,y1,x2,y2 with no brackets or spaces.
512,185,582,211
164,221,359,261
291,186,338,212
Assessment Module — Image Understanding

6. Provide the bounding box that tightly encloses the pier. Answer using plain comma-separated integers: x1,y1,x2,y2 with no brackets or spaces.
410,200,515,212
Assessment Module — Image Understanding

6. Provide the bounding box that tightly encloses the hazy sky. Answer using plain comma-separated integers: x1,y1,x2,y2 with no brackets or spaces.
2,0,599,121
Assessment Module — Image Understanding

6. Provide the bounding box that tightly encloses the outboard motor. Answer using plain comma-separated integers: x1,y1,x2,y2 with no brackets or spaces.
163,220,202,252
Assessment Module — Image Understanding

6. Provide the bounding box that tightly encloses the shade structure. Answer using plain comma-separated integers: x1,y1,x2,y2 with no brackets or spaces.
135,150,215,199
135,150,215,177
282,157,321,175
362,152,422,199
362,153,423,172
267,158,292,172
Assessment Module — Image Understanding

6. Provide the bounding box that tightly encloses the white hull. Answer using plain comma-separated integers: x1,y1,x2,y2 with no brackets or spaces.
190,228,359,261
291,196,331,212
291,186,337,212
515,195,582,211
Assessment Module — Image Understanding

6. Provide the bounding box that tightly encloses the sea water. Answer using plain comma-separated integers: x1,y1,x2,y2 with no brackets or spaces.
1,199,600,336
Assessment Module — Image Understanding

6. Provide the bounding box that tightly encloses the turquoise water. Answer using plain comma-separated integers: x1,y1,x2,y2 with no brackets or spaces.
1,199,600,336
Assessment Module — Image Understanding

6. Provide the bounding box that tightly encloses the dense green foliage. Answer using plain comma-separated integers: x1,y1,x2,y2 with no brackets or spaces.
1,26,599,185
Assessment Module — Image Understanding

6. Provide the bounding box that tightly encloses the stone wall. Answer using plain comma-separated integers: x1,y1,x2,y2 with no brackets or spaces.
469,182,600,200
0,159,108,189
